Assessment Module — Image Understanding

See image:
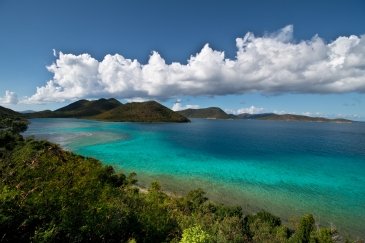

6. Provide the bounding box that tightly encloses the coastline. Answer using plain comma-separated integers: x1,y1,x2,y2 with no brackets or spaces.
124,169,364,240
23,118,365,240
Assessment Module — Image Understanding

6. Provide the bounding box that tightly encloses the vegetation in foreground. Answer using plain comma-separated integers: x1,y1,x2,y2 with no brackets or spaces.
0,112,347,242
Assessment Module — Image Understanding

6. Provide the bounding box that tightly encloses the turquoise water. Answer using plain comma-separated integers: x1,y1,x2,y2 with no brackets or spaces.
24,118,365,237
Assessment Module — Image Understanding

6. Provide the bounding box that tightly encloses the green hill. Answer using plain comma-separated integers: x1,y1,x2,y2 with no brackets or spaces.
93,101,190,122
177,107,232,119
177,106,353,123
26,98,353,123
26,110,55,118
27,98,122,118
0,105,22,119
0,106,27,132
27,99,190,123
55,98,121,117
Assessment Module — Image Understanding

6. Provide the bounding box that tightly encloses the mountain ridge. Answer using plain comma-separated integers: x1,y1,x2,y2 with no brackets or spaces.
20,100,354,123
0,105,22,118
178,107,353,123
93,100,189,122
177,107,233,119
26,98,190,123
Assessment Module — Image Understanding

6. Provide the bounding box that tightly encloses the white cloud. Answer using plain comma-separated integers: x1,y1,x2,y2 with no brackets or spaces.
0,90,18,105
171,100,200,111
273,110,288,115
225,106,264,115
335,113,360,119
26,25,365,104
53,49,57,57
236,106,264,115
124,97,149,103
302,111,323,117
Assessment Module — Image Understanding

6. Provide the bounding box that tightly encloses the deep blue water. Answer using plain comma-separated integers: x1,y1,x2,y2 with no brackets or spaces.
24,118,365,237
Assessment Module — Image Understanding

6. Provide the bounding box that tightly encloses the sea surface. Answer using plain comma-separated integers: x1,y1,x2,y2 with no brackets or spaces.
24,118,365,238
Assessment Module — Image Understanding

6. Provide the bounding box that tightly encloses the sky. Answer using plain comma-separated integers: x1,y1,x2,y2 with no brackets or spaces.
0,0,365,120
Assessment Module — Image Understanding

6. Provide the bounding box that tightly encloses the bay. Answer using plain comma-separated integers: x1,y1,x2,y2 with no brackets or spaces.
24,118,365,238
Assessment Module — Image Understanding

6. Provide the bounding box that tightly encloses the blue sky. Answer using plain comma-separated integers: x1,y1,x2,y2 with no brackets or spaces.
0,0,364,120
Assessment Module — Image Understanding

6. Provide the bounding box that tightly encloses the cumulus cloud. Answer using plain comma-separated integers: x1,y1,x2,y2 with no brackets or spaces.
124,97,149,103
27,25,365,103
0,90,19,105
273,110,289,115
224,106,264,115
302,111,323,117
171,100,200,111
231,105,265,115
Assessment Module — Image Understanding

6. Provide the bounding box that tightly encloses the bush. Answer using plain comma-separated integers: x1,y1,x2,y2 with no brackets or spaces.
290,214,315,243
180,225,211,243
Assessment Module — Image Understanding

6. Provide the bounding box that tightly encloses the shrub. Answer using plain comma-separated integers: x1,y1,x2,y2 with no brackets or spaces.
180,225,211,243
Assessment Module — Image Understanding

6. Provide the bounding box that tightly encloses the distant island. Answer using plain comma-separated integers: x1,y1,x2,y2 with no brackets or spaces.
17,98,353,123
25,98,190,123
177,107,236,119
178,107,352,123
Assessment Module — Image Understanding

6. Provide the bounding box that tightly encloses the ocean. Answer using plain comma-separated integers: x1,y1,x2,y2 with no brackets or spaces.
24,118,365,238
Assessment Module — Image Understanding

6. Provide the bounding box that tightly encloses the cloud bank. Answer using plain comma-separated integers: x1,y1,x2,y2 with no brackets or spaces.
171,100,200,111
236,106,265,115
225,105,265,115
27,25,365,103
0,90,18,105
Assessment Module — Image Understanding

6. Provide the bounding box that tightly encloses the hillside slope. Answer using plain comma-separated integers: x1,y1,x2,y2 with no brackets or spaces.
27,98,121,118
55,98,121,117
178,107,232,119
0,105,22,119
93,101,190,122
27,99,189,123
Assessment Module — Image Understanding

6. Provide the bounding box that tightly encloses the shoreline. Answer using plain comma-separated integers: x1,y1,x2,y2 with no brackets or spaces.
125,170,364,240
22,134,364,240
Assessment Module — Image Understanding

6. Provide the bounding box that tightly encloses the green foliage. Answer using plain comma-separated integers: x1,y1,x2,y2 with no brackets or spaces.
244,210,291,243
26,98,122,119
287,214,337,243
177,107,231,119
180,225,211,243
132,182,178,242
311,228,334,243
290,214,315,243
181,188,208,213
249,210,282,228
93,100,190,122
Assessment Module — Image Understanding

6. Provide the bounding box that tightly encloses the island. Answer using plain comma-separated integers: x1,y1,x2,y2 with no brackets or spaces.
25,98,190,123
23,99,353,123
177,107,235,119
178,107,352,123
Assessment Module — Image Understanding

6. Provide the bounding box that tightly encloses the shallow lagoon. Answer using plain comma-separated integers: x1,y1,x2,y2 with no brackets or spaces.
24,118,365,237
